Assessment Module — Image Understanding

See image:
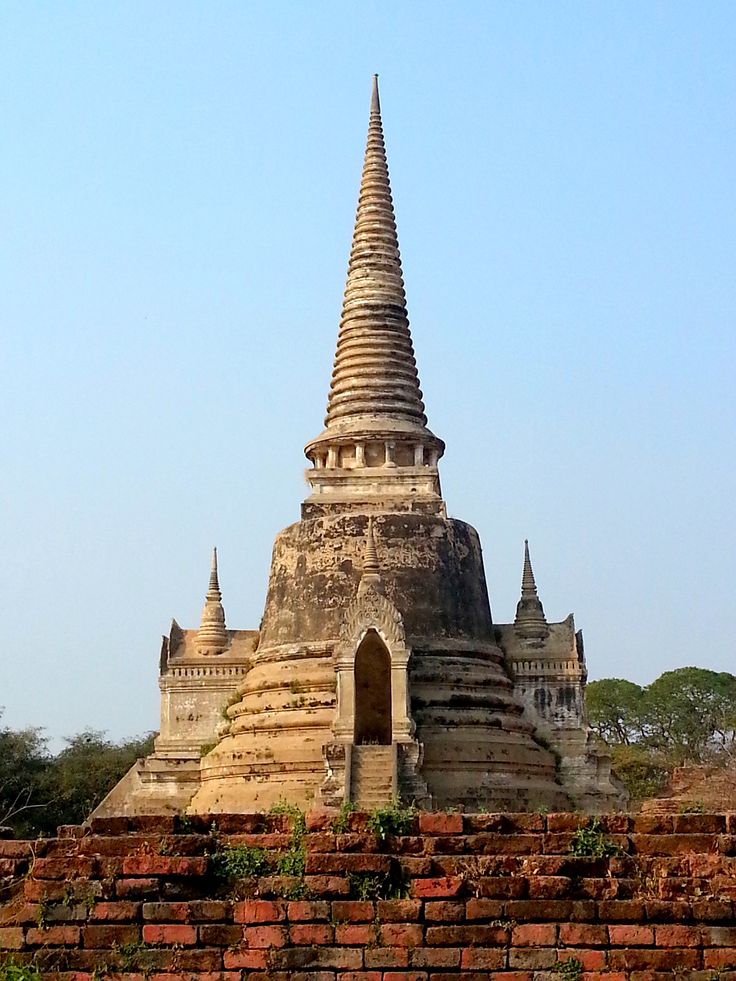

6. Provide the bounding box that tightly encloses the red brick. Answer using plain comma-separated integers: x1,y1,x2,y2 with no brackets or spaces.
242,924,288,948
400,856,433,875
115,876,159,897
377,899,422,921
289,923,334,944
383,974,427,981
88,815,130,834
142,924,197,945
142,901,190,921
476,875,527,898
509,947,556,969
304,874,350,896
507,899,599,921
423,900,464,921
233,899,286,923
512,923,558,946
464,812,545,833
558,948,607,970
336,832,382,852
365,947,410,968
418,813,463,835
411,876,464,898
23,878,66,901
473,832,544,855
32,856,95,879
165,948,222,971
425,925,509,945
379,923,423,947
704,927,736,945
121,855,206,876
632,814,674,833
132,815,177,834
187,900,231,920
410,947,461,967
490,974,534,981
83,924,141,948
25,926,80,945
655,924,702,946
547,813,588,831
331,900,375,922
544,833,576,852
335,923,378,944
461,947,506,969
599,814,631,833
287,900,330,920
311,946,363,969
305,809,335,832
0,841,35,858
198,923,242,945
306,852,390,874
705,949,736,969
608,948,699,970
608,924,654,945
673,813,725,833
633,833,717,855
527,875,571,898
339,974,383,981
693,898,734,921
0,927,24,949
223,948,269,969
559,923,608,946
89,901,140,921
596,900,646,921
644,899,692,922
465,897,505,919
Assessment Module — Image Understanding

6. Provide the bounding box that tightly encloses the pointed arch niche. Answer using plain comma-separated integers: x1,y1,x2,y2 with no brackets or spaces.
332,586,415,746
354,630,392,745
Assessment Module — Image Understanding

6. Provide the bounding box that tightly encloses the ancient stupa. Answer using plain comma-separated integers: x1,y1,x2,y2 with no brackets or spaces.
96,77,624,818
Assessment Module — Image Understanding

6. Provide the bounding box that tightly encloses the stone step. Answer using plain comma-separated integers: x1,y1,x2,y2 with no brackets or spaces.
350,746,394,807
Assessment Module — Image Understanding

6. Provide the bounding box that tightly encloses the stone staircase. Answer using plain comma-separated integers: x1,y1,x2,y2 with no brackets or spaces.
350,745,394,808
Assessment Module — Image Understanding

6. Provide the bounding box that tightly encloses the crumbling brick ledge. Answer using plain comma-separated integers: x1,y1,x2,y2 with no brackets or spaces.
2,811,736,979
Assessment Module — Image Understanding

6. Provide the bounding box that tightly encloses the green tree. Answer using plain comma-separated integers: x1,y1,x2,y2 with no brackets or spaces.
586,678,645,745
0,712,49,836
0,714,154,837
38,730,154,834
587,667,736,803
609,744,671,801
642,668,736,763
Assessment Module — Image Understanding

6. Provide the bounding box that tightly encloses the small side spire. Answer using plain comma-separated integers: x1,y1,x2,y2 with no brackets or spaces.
515,540,547,628
196,547,229,655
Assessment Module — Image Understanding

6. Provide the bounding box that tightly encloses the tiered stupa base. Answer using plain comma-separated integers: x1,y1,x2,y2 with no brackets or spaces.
189,510,570,814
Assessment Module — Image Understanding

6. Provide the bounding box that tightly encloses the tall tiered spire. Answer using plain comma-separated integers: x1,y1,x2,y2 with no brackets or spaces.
514,540,547,628
324,74,426,429
304,77,444,507
196,548,229,655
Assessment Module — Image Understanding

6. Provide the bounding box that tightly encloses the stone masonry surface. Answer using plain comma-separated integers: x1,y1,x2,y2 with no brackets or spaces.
2,811,736,979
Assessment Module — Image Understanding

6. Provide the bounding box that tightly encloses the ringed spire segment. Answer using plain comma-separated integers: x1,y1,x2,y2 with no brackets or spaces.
304,78,445,508
515,540,547,627
196,547,229,655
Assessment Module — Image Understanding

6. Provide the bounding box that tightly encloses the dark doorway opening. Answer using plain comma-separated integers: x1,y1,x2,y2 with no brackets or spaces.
354,630,392,745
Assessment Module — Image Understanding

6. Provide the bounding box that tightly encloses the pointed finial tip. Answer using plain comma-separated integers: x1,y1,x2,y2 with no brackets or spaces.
370,74,380,113
524,538,529,546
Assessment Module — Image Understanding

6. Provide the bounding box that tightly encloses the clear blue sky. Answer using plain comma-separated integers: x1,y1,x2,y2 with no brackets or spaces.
1,2,734,747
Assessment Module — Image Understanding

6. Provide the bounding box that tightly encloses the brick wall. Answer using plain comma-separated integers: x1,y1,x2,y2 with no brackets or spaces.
2,811,736,979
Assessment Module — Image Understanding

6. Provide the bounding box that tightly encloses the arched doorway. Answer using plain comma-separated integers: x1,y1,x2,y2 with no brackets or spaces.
354,630,392,745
